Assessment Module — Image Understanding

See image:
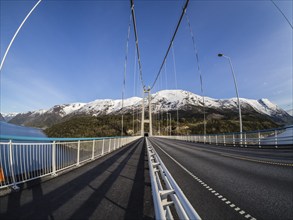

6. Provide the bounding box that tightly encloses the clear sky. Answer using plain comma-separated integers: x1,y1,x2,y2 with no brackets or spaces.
0,0,292,114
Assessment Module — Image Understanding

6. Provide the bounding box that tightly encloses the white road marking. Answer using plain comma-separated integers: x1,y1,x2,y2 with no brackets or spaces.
221,153,293,167
153,143,257,220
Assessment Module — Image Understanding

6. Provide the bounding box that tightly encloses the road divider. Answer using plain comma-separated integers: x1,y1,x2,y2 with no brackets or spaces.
146,137,201,220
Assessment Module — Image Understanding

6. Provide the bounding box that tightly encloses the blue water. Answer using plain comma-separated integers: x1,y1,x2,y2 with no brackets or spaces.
0,121,47,138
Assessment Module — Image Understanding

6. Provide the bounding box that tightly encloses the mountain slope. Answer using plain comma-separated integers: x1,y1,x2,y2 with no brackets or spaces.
4,90,292,129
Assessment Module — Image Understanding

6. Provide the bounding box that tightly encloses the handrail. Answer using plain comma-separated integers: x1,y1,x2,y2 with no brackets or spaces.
146,138,201,220
0,134,140,142
158,125,293,148
0,136,140,190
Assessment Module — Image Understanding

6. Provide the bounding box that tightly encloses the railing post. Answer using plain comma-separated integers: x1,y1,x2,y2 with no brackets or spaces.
9,140,19,190
258,132,261,148
109,139,111,153
244,133,247,147
209,135,211,144
52,141,57,176
223,134,226,146
91,140,95,160
233,134,235,146
102,139,105,155
77,140,80,166
274,130,278,148
216,135,218,145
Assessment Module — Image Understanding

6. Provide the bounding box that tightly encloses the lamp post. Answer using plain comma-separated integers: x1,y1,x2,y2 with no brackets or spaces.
218,53,243,143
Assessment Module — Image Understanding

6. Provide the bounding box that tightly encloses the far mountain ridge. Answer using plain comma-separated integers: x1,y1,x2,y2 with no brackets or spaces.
4,89,293,129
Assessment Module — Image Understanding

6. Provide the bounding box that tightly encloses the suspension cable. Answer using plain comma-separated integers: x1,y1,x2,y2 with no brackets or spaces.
130,0,146,89
0,0,43,72
185,11,206,135
132,46,137,135
150,0,190,90
171,43,179,135
121,13,132,136
270,0,293,29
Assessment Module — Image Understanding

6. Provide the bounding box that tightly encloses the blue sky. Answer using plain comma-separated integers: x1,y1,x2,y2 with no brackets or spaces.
0,0,292,114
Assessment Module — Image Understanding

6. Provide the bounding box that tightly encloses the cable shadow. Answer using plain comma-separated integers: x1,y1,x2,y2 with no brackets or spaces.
124,138,145,219
2,138,142,220
68,139,142,219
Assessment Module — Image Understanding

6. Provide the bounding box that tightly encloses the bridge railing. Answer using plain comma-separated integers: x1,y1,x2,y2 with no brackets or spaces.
0,135,140,190
157,125,293,148
146,138,201,220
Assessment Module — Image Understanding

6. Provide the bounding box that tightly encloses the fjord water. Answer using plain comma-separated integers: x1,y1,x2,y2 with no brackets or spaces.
0,121,47,138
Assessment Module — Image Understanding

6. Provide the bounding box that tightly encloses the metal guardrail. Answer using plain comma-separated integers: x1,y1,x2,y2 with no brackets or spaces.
159,125,293,148
0,136,140,190
146,138,201,220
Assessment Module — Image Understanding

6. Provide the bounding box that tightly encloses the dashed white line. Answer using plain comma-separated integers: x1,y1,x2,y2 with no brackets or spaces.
154,143,257,220
221,153,293,167
240,210,246,215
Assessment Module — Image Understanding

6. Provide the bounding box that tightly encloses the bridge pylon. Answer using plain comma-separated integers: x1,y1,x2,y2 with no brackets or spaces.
141,87,152,136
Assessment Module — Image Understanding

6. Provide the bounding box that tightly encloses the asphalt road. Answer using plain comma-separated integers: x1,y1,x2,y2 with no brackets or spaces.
0,137,154,220
149,137,293,220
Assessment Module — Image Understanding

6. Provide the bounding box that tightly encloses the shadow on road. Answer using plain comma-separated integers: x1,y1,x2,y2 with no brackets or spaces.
0,138,154,220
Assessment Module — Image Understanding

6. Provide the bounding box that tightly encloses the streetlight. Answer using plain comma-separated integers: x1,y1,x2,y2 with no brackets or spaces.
218,53,243,143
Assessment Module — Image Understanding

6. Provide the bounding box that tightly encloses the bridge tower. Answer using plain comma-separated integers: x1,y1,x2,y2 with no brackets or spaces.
141,87,153,136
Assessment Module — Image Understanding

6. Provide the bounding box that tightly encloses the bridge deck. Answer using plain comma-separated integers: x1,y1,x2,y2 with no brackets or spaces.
0,138,154,220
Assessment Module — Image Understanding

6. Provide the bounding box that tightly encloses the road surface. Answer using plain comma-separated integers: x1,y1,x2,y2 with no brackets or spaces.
0,138,154,220
149,137,293,220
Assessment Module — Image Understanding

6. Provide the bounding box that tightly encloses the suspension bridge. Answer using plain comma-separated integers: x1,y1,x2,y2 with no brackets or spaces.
1,0,293,220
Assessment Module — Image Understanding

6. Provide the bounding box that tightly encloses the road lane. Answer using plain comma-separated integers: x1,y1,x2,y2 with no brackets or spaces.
0,138,154,220
149,137,293,220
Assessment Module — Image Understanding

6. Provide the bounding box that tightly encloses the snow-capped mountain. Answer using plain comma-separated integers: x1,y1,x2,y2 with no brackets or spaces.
0,113,5,122
4,90,292,128
1,112,19,122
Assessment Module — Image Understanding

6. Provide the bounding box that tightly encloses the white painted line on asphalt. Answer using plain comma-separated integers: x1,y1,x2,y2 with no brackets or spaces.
240,210,246,215
245,214,251,218
221,153,293,167
154,143,257,220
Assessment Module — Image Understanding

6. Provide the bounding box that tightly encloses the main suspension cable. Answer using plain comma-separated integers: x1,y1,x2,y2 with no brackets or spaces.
150,0,190,90
270,0,293,29
130,0,146,89
0,0,43,72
